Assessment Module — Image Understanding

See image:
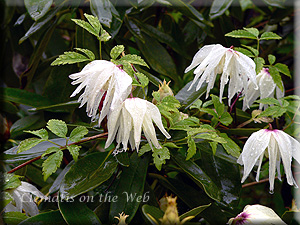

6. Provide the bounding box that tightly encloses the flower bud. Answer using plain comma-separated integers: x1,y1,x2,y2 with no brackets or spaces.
152,80,174,104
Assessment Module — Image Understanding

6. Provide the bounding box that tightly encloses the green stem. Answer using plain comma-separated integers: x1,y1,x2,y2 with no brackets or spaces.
99,40,102,60
47,140,63,147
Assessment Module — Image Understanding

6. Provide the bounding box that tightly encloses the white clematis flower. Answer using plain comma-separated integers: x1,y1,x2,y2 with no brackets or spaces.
105,98,171,152
228,204,287,225
5,181,48,216
69,60,132,126
238,129,300,191
185,44,257,105
243,68,284,110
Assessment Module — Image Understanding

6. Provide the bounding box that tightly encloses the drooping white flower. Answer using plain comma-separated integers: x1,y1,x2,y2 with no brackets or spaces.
238,129,300,191
5,181,48,216
185,44,257,105
69,60,132,126
105,98,171,152
243,68,284,110
228,204,287,225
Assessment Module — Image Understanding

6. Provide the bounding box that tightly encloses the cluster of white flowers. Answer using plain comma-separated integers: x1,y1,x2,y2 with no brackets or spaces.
243,67,284,110
186,44,299,192
185,44,258,105
69,60,171,152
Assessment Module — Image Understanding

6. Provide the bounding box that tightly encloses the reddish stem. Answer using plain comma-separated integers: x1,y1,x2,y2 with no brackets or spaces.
7,132,108,174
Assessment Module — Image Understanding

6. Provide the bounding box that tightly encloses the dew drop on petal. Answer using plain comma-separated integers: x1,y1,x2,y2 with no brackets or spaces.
269,190,274,194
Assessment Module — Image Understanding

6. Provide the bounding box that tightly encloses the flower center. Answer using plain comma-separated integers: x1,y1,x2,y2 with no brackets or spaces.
232,212,250,225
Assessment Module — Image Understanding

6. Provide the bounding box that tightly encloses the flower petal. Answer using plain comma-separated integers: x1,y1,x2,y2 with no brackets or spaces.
125,98,147,150
268,134,279,191
274,130,298,187
238,129,271,183
146,101,171,139
184,44,217,73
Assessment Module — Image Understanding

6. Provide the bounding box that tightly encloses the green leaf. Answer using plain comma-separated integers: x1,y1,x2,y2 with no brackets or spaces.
74,48,95,61
268,54,276,65
28,101,80,113
67,145,81,162
1,173,21,190
51,51,91,66
260,32,282,40
194,133,227,144
243,27,259,37
133,20,188,58
19,5,62,43
234,47,255,57
19,210,67,225
59,198,102,225
99,29,111,42
241,44,259,56
0,87,53,107
210,141,217,155
171,151,222,202
219,133,241,158
165,0,212,26
47,119,68,138
186,135,197,160
3,211,28,225
138,143,152,156
84,13,102,34
118,54,148,68
109,153,149,224
209,0,234,19
136,33,178,81
163,142,181,149
41,146,60,158
136,72,149,88
212,94,225,116
10,114,46,138
114,151,130,167
197,143,241,207
175,81,207,109
134,66,162,87
69,126,89,142
152,147,170,171
25,0,53,21
200,108,218,118
90,0,119,28
259,106,287,118
4,138,66,163
219,112,233,126
60,152,117,199
110,45,125,60
254,57,265,74
255,97,280,105
25,128,48,140
274,63,291,78
179,204,211,220
225,29,258,39
42,151,63,181
72,18,99,38
190,99,203,110
17,138,44,153
141,205,164,225
269,66,284,92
